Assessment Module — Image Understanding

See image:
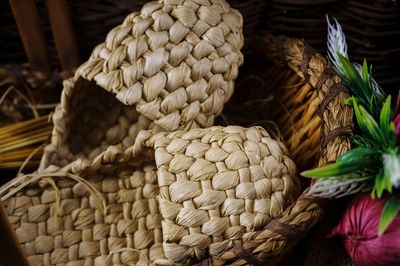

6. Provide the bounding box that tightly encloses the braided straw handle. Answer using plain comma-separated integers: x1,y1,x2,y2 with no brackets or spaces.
204,37,353,265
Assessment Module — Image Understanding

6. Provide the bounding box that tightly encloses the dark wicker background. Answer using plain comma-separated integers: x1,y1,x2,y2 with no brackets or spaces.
0,0,267,67
266,0,400,93
1,0,398,92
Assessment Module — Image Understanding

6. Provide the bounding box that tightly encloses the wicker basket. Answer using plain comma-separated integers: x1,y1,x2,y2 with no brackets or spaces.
208,34,355,265
0,0,266,171
1,0,356,265
38,0,244,171
1,124,301,265
1,32,353,265
266,0,400,93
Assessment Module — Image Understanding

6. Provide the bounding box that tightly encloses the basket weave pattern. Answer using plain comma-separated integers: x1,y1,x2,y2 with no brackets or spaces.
40,0,244,170
4,157,161,265
1,35,354,265
132,126,299,263
2,125,298,265
1,0,356,262
204,36,353,265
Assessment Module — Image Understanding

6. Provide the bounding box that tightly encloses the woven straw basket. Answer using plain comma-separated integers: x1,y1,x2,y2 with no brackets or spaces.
216,35,355,265
39,0,244,170
1,0,354,265
2,123,301,265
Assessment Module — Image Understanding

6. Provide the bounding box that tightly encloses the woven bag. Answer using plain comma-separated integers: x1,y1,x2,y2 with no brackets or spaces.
1,125,300,265
40,0,244,170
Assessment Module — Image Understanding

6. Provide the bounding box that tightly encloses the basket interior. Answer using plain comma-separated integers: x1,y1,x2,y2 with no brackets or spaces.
61,77,153,162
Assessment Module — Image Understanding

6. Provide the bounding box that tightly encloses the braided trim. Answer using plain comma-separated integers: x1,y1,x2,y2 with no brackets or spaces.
265,220,307,240
300,44,316,80
315,67,336,92
318,82,348,116
233,241,264,266
321,126,353,150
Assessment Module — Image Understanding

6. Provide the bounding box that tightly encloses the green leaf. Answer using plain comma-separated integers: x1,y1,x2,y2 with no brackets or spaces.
362,59,369,83
373,169,384,198
301,159,376,178
380,95,394,145
349,97,368,133
385,170,393,194
339,55,358,81
338,55,367,99
389,122,397,145
371,187,376,199
369,94,375,117
378,196,400,235
380,95,392,129
373,168,392,198
360,105,385,142
350,98,384,144
352,134,374,148
337,147,378,164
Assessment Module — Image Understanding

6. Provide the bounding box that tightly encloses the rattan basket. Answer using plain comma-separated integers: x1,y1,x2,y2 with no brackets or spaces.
1,33,353,265
0,0,266,172
201,35,354,265
2,123,301,265
38,0,244,171
1,0,355,265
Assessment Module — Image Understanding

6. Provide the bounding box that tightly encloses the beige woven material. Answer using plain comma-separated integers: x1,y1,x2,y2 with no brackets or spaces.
40,0,244,170
2,158,162,265
204,36,353,265
0,36,354,265
132,126,299,264
1,125,299,265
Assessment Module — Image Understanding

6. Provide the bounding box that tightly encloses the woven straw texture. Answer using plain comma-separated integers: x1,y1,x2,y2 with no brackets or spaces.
133,126,299,264
218,36,353,173
1,34,354,265
205,36,353,265
40,0,244,170
1,125,299,265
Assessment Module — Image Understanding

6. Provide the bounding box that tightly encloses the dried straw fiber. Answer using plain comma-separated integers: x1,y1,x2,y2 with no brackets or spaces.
40,0,244,170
